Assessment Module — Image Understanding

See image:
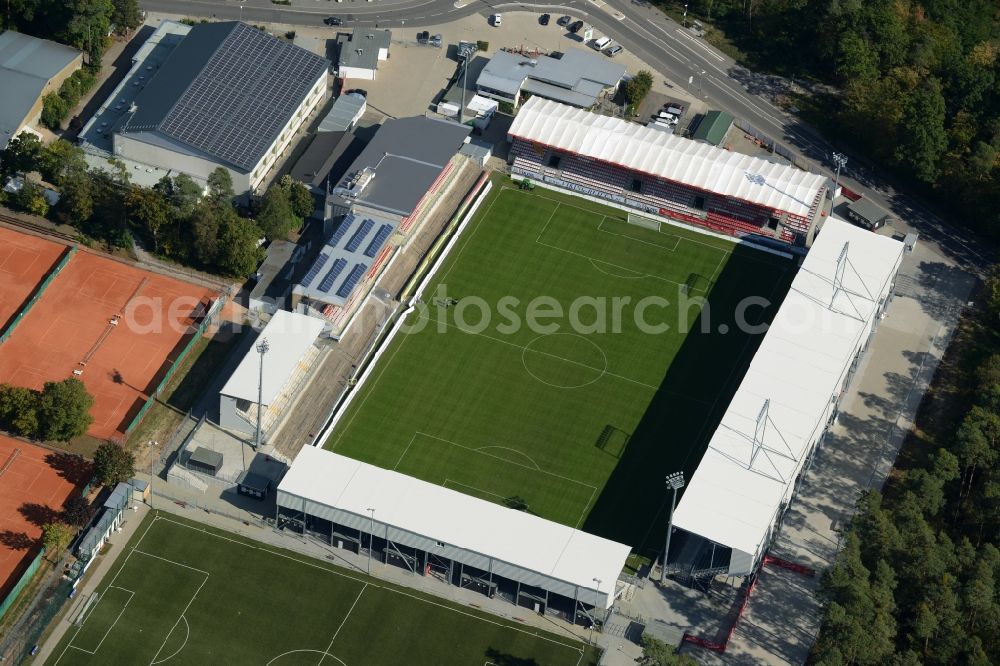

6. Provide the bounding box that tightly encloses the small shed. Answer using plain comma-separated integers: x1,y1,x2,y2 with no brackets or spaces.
846,197,889,230
187,447,223,476
237,470,271,500
692,110,734,146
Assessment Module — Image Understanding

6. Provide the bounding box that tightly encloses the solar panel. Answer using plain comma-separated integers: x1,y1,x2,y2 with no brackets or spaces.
345,218,376,253
364,224,393,258
301,252,329,287
156,23,329,171
328,214,357,247
336,263,368,298
317,258,348,293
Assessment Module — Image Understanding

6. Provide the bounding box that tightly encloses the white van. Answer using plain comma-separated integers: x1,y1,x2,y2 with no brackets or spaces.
592,36,613,50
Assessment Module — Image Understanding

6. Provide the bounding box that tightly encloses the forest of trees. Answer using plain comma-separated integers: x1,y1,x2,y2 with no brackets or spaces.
808,277,1000,664
668,0,1000,240
0,135,315,277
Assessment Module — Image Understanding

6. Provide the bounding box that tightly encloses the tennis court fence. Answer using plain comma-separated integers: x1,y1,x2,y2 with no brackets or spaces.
0,245,76,344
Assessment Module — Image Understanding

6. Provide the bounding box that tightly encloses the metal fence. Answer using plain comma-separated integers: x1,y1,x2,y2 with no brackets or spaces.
0,549,44,620
0,559,74,663
0,246,76,344
151,487,266,528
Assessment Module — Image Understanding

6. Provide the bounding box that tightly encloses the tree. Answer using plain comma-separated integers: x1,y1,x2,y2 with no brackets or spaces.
216,208,264,276
92,442,135,487
41,521,74,561
207,167,235,204
126,185,171,253
54,174,94,228
62,495,94,527
110,0,142,31
9,180,49,216
636,636,695,665
280,174,316,219
624,70,654,107
37,378,94,441
895,77,949,183
189,202,221,266
40,92,69,130
0,384,40,438
255,185,296,240
39,139,88,186
0,132,42,177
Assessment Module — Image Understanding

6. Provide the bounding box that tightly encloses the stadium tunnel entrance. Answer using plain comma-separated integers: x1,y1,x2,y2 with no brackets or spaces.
274,505,608,629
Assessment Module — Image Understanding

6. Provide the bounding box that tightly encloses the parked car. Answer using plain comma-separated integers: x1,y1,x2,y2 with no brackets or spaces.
430,34,443,47
417,30,429,44
492,13,502,26
592,36,612,50
557,15,572,26
569,20,584,33
604,45,623,57
539,13,550,25
324,16,343,26
664,104,684,116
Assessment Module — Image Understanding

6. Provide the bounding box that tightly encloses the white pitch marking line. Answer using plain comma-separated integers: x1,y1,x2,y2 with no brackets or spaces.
68,587,135,656
144,553,210,666
317,584,368,666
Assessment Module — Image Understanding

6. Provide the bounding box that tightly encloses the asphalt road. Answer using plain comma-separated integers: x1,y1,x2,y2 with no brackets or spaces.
141,0,993,270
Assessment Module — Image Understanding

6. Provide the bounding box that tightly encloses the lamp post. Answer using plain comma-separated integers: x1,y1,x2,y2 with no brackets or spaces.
831,152,847,196
683,4,688,28
254,338,269,450
239,4,244,21
147,440,157,509
367,507,376,574
661,471,685,582
590,577,602,645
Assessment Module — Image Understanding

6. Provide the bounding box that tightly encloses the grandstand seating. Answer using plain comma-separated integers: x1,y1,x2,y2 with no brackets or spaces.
510,137,808,244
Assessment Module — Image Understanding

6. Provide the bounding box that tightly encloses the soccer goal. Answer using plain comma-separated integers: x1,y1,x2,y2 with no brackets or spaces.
627,212,661,232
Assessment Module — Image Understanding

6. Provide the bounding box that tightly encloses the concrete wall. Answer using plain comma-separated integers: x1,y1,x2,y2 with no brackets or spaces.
219,393,251,433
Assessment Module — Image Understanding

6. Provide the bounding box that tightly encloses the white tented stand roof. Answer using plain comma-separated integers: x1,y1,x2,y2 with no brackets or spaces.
671,219,903,564
220,310,324,405
507,97,828,218
278,447,632,608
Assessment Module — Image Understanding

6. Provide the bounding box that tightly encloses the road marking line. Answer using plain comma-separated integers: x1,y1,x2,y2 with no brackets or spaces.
674,28,724,61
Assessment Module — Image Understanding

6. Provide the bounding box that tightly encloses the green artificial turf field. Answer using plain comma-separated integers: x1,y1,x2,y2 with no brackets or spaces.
326,182,794,553
49,512,595,665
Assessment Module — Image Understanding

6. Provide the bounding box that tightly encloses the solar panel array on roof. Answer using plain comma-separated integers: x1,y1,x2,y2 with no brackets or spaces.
317,257,348,293
152,23,329,171
364,224,393,258
345,218,375,253
301,252,329,287
327,213,357,247
336,263,367,298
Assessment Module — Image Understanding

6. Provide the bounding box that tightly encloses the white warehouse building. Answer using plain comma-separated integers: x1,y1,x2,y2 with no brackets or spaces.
112,21,330,194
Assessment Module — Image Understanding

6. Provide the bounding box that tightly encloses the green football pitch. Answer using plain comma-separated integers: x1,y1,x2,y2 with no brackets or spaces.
326,182,794,553
48,512,597,665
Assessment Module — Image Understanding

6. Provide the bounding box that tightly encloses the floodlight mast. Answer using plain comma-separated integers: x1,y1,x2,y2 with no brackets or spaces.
661,471,686,582
831,152,847,194
254,338,269,450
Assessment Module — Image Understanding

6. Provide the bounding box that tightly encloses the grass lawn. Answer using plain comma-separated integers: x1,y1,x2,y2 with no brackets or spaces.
325,183,794,554
47,512,595,666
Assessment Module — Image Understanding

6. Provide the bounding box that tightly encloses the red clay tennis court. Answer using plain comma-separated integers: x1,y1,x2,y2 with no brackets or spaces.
0,228,66,328
0,435,88,599
0,229,216,440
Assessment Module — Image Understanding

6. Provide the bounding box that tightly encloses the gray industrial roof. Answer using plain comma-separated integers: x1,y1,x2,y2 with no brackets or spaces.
120,22,329,172
336,29,390,71
847,197,889,225
332,116,470,216
290,130,364,190
318,93,366,133
477,48,624,107
249,239,297,305
0,31,80,146
443,56,488,107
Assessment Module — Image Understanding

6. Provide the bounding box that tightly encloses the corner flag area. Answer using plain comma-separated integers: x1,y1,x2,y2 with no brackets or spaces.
325,183,794,556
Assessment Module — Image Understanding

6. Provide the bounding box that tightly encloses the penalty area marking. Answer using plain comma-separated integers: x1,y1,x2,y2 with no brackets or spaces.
138,550,210,666
64,586,135,657
265,651,347,666
150,615,190,665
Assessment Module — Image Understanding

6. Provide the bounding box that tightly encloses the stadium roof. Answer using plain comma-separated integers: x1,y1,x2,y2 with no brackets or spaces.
671,219,903,562
279,446,631,606
121,22,329,172
508,97,828,218
477,49,624,108
293,210,399,306
0,31,80,146
336,29,390,71
220,310,324,405
331,116,470,216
